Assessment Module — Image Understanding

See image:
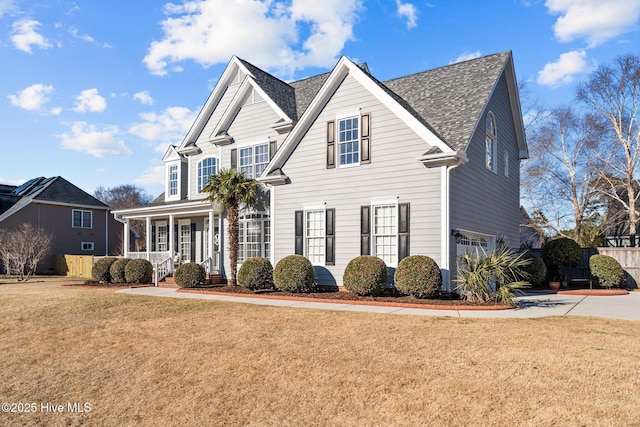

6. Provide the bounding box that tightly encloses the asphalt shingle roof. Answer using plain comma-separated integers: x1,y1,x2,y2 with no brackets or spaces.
383,51,510,151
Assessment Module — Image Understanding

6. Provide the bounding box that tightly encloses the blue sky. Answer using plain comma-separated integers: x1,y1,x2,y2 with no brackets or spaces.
2,0,640,198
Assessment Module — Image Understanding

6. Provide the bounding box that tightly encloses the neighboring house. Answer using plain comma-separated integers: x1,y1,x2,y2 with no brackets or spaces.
0,176,122,274
603,182,640,247
114,51,527,290
519,207,544,249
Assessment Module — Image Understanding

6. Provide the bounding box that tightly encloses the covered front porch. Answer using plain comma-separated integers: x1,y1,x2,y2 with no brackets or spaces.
113,201,224,281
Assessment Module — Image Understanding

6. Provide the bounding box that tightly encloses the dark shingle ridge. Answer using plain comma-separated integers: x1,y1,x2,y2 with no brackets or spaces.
34,177,108,208
383,51,510,151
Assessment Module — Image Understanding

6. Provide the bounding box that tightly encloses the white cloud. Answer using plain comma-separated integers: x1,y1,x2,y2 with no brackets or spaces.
133,91,154,105
450,51,482,64
0,177,26,186
11,19,52,53
546,0,640,47
72,88,107,113
7,83,55,111
128,106,198,152
69,26,95,43
0,0,16,18
537,50,588,87
136,163,165,188
143,0,363,76
396,0,418,29
57,122,132,157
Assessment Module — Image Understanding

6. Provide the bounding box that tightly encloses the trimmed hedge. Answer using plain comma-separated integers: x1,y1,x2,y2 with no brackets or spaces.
394,255,441,298
521,254,547,287
174,262,206,288
92,257,118,283
542,237,582,269
343,256,388,296
273,255,315,293
238,257,273,290
110,258,131,284
124,258,153,284
589,255,623,288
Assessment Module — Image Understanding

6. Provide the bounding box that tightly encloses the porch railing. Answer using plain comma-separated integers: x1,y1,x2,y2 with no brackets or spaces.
199,252,221,275
154,257,172,287
129,251,173,265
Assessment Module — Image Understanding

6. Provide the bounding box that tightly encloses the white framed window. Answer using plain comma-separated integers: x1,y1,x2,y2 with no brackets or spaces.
373,204,397,265
81,242,94,251
157,223,168,252
168,164,178,196
179,221,191,263
238,213,270,263
338,116,359,166
239,142,269,178
243,88,264,105
305,209,325,265
197,157,219,193
485,112,497,173
72,209,92,229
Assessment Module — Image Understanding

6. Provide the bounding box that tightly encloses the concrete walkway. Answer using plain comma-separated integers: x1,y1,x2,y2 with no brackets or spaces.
116,287,640,321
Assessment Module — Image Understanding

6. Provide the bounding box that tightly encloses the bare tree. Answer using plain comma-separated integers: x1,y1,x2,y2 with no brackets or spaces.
0,223,53,281
577,54,640,245
94,185,153,251
522,106,604,245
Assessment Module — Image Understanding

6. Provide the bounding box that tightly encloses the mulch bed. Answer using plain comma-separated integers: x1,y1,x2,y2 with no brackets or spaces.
177,285,513,310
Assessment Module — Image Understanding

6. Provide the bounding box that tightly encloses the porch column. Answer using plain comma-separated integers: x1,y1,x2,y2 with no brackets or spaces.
208,211,214,261
146,217,151,259
123,219,130,258
169,214,175,270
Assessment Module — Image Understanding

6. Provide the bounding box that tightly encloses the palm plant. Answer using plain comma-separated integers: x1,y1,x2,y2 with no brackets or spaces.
455,245,531,306
203,168,258,286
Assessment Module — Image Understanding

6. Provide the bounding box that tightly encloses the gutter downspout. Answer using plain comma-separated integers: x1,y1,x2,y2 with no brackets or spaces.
442,159,464,292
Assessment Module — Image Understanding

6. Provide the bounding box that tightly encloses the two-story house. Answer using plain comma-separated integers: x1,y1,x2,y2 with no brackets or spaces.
0,176,122,274
114,51,527,290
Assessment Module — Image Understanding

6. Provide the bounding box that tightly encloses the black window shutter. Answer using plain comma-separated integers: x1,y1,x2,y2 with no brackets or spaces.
361,113,370,164
269,140,277,160
325,208,335,265
398,203,410,262
230,148,237,170
360,205,370,255
327,121,335,169
294,210,304,255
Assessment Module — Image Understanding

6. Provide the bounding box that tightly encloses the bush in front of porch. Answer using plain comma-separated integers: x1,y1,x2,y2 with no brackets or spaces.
238,257,273,291
174,262,207,288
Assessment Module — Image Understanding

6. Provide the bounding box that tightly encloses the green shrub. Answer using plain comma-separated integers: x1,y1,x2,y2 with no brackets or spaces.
174,262,206,288
238,257,273,290
124,258,153,284
455,246,530,306
521,254,547,287
589,255,623,288
394,255,442,298
110,258,131,284
543,238,581,273
343,256,388,296
92,257,118,283
273,255,315,293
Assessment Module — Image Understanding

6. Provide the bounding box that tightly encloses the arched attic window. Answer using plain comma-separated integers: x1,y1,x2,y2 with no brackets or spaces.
485,112,497,173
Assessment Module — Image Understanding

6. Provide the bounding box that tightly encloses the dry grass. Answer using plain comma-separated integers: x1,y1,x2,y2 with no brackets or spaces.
0,281,639,426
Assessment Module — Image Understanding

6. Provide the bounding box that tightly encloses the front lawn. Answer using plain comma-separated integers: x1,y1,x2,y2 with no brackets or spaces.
1,281,639,425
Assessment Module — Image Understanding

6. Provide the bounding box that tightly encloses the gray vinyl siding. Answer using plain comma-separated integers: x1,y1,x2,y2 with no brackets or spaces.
273,73,442,286
449,73,521,250
195,83,241,146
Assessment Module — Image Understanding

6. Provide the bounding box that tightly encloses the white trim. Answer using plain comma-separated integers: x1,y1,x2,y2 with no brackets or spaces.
81,242,94,251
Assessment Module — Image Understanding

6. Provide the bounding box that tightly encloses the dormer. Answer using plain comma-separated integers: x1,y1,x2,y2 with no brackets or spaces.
163,145,187,202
